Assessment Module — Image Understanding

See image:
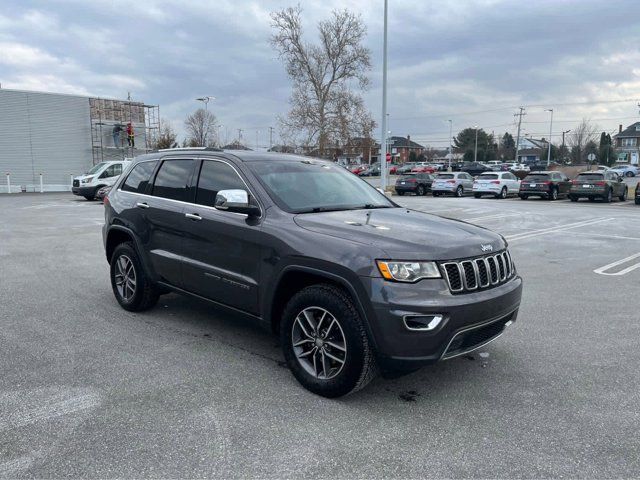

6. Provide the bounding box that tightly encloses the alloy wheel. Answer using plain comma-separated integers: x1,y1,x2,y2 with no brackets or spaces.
291,307,347,380
114,254,137,301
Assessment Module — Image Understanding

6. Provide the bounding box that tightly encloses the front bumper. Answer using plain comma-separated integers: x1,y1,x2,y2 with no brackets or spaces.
72,185,97,197
360,275,523,371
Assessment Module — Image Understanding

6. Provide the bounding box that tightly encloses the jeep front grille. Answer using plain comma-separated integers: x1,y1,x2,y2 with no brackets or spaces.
440,250,515,294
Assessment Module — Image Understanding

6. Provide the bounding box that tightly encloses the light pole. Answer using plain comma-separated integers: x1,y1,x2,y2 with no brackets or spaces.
448,120,453,171
196,96,215,111
562,129,571,164
545,108,554,167
474,125,479,163
380,0,388,190
216,124,223,147
255,130,260,150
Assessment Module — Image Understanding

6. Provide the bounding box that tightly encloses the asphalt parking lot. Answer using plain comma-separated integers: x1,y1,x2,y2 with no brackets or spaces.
1,192,639,478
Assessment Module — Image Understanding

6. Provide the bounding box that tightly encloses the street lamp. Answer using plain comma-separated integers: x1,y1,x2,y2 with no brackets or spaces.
448,120,453,171
196,96,215,111
545,108,554,167
380,0,389,190
474,125,479,163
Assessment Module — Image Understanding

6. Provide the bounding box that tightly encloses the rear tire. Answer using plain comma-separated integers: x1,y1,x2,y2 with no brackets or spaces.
520,194,528,200
496,187,507,199
474,193,481,198
549,188,558,201
625,171,633,177
110,242,160,312
432,192,440,197
635,197,640,205
83,195,93,201
603,189,612,203
588,196,595,202
570,195,578,202
280,284,377,398
619,189,627,202
396,191,404,196
416,185,425,196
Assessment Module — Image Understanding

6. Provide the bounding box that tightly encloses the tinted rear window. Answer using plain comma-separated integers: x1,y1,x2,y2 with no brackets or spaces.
152,159,194,202
399,175,416,180
577,173,604,181
121,161,157,194
436,174,454,179
478,174,499,179
524,174,550,181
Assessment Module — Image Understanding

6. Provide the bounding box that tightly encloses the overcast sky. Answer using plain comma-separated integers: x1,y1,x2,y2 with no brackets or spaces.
1,0,640,148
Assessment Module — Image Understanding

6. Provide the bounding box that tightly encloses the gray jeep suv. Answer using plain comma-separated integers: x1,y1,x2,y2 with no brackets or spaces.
103,149,523,397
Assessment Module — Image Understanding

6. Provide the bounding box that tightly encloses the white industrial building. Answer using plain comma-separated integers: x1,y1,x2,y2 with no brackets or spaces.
0,88,158,193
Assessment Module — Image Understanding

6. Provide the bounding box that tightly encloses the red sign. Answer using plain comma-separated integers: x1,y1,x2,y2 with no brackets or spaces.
386,152,391,162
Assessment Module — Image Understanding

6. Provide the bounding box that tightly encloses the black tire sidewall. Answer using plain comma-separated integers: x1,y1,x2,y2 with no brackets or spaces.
551,188,558,200
417,185,425,196
281,286,369,398
110,243,148,311
456,186,463,197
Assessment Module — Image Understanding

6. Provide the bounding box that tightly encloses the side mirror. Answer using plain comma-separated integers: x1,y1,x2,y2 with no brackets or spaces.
215,189,260,216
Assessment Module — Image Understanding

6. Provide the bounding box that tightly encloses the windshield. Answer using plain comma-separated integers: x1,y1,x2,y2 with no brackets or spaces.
436,174,455,179
577,173,604,181
248,160,395,213
524,174,549,181
87,162,107,175
478,174,499,179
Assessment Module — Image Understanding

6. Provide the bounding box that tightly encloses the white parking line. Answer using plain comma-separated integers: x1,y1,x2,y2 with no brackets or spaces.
465,213,521,222
594,252,640,276
505,217,615,242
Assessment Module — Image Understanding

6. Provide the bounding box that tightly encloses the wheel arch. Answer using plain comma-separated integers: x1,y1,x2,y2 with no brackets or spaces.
266,265,378,349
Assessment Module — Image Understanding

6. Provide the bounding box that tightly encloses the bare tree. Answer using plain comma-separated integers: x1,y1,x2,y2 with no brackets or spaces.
184,108,217,147
270,5,373,157
152,120,178,150
568,118,599,164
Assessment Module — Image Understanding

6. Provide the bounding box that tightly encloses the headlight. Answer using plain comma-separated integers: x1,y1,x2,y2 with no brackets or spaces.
81,176,94,184
376,260,441,282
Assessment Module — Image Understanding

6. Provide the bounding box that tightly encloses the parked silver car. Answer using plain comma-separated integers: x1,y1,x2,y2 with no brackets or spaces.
431,172,475,197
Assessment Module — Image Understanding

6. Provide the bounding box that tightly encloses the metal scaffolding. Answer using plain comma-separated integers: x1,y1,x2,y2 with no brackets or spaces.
89,96,160,165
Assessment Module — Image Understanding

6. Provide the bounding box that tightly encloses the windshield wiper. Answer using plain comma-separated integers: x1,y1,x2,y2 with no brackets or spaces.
297,206,354,213
357,204,393,210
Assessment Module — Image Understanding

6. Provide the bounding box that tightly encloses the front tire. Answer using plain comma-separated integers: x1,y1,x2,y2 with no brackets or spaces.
110,242,160,312
625,171,634,177
281,284,377,398
455,185,463,197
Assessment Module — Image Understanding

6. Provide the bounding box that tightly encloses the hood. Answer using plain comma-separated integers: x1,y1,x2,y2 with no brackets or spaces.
294,207,505,260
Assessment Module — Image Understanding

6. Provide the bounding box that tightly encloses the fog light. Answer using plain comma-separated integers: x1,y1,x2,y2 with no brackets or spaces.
403,314,444,331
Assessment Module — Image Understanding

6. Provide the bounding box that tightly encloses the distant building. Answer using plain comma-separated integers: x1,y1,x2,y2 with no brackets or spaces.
613,122,640,165
516,137,549,163
0,88,158,193
387,135,424,163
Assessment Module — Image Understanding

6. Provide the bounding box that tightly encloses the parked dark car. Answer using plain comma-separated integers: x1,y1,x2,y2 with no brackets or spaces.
396,163,416,174
394,173,434,196
635,181,640,205
95,185,112,201
569,171,628,202
461,162,490,177
519,171,572,200
103,149,522,397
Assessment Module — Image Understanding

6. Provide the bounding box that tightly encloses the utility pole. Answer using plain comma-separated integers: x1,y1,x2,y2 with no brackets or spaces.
269,127,274,149
474,126,479,163
380,0,389,190
513,107,526,163
448,120,453,171
545,108,554,167
562,129,571,163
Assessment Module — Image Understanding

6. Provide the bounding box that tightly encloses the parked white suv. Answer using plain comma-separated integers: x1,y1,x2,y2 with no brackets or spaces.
431,172,474,197
473,172,521,199
72,161,127,200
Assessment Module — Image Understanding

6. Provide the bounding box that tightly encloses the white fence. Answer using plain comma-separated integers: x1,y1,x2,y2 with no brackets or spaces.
1,173,75,194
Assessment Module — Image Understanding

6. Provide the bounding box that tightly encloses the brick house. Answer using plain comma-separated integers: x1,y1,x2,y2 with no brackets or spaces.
387,135,424,163
613,122,640,165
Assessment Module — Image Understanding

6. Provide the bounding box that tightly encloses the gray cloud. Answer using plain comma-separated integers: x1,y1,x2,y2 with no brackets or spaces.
1,0,639,147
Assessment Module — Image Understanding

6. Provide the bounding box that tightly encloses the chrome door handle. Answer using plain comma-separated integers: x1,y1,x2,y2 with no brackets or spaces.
136,202,150,209
185,213,202,221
